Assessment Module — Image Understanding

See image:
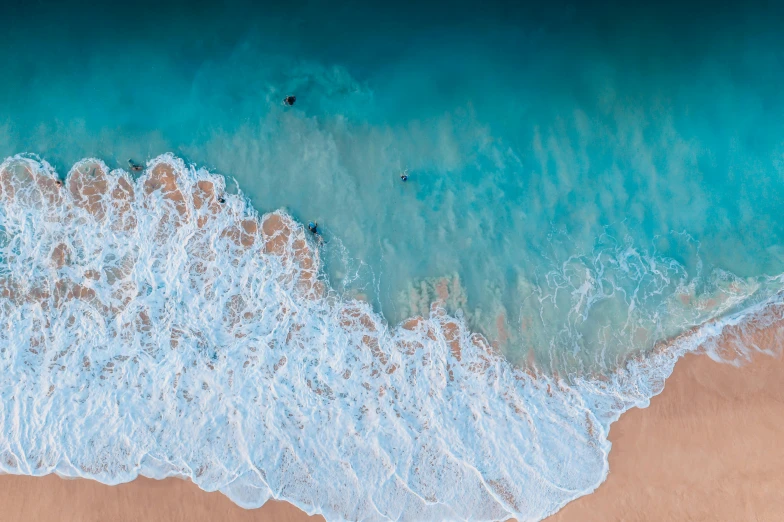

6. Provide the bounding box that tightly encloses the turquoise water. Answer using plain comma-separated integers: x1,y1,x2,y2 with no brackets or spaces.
4,1,784,369
2,1,784,519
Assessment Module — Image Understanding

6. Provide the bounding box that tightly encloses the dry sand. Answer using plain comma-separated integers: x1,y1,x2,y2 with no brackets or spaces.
549,340,784,521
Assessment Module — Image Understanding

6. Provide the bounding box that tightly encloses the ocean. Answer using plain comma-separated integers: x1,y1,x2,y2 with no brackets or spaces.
1,0,784,519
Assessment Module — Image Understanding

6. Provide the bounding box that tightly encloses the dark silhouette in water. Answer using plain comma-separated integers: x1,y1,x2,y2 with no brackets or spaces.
307,221,324,245
128,159,143,172
218,197,226,204
400,169,409,182
284,95,296,106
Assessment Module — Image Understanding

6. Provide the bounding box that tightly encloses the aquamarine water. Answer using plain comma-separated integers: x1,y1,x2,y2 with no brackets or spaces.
2,1,784,520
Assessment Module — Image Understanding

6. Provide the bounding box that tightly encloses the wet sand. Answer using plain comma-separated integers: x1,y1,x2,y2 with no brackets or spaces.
0,474,325,522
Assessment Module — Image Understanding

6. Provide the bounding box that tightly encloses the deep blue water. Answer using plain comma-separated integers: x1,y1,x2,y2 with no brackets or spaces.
4,0,784,367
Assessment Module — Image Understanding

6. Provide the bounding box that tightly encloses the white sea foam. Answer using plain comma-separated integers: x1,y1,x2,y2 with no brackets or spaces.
0,153,780,521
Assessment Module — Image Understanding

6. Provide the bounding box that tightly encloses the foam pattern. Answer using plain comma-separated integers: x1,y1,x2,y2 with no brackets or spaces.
0,153,779,521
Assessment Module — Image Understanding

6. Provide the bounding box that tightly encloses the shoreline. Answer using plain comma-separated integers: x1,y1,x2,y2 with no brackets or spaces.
1,153,783,520
3,345,783,521
0,474,324,522
547,324,784,520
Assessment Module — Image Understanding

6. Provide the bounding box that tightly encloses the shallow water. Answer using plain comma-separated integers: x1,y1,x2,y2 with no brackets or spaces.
4,1,784,367
3,0,784,519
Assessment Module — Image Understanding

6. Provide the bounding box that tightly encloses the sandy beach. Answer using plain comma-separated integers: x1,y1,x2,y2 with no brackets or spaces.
0,474,324,522
548,318,784,521
2,327,783,522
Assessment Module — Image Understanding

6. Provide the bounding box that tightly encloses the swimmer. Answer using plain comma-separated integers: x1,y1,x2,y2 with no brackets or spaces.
128,159,143,172
283,95,296,106
218,197,226,204
400,169,409,182
55,179,62,187
307,221,324,244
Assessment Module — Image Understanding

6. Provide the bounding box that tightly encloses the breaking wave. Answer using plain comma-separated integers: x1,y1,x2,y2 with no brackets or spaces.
0,153,781,521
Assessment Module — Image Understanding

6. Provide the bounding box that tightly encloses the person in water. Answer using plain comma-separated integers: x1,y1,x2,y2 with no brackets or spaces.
128,159,143,172
218,197,226,204
307,221,324,244
400,169,409,182
284,95,296,106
